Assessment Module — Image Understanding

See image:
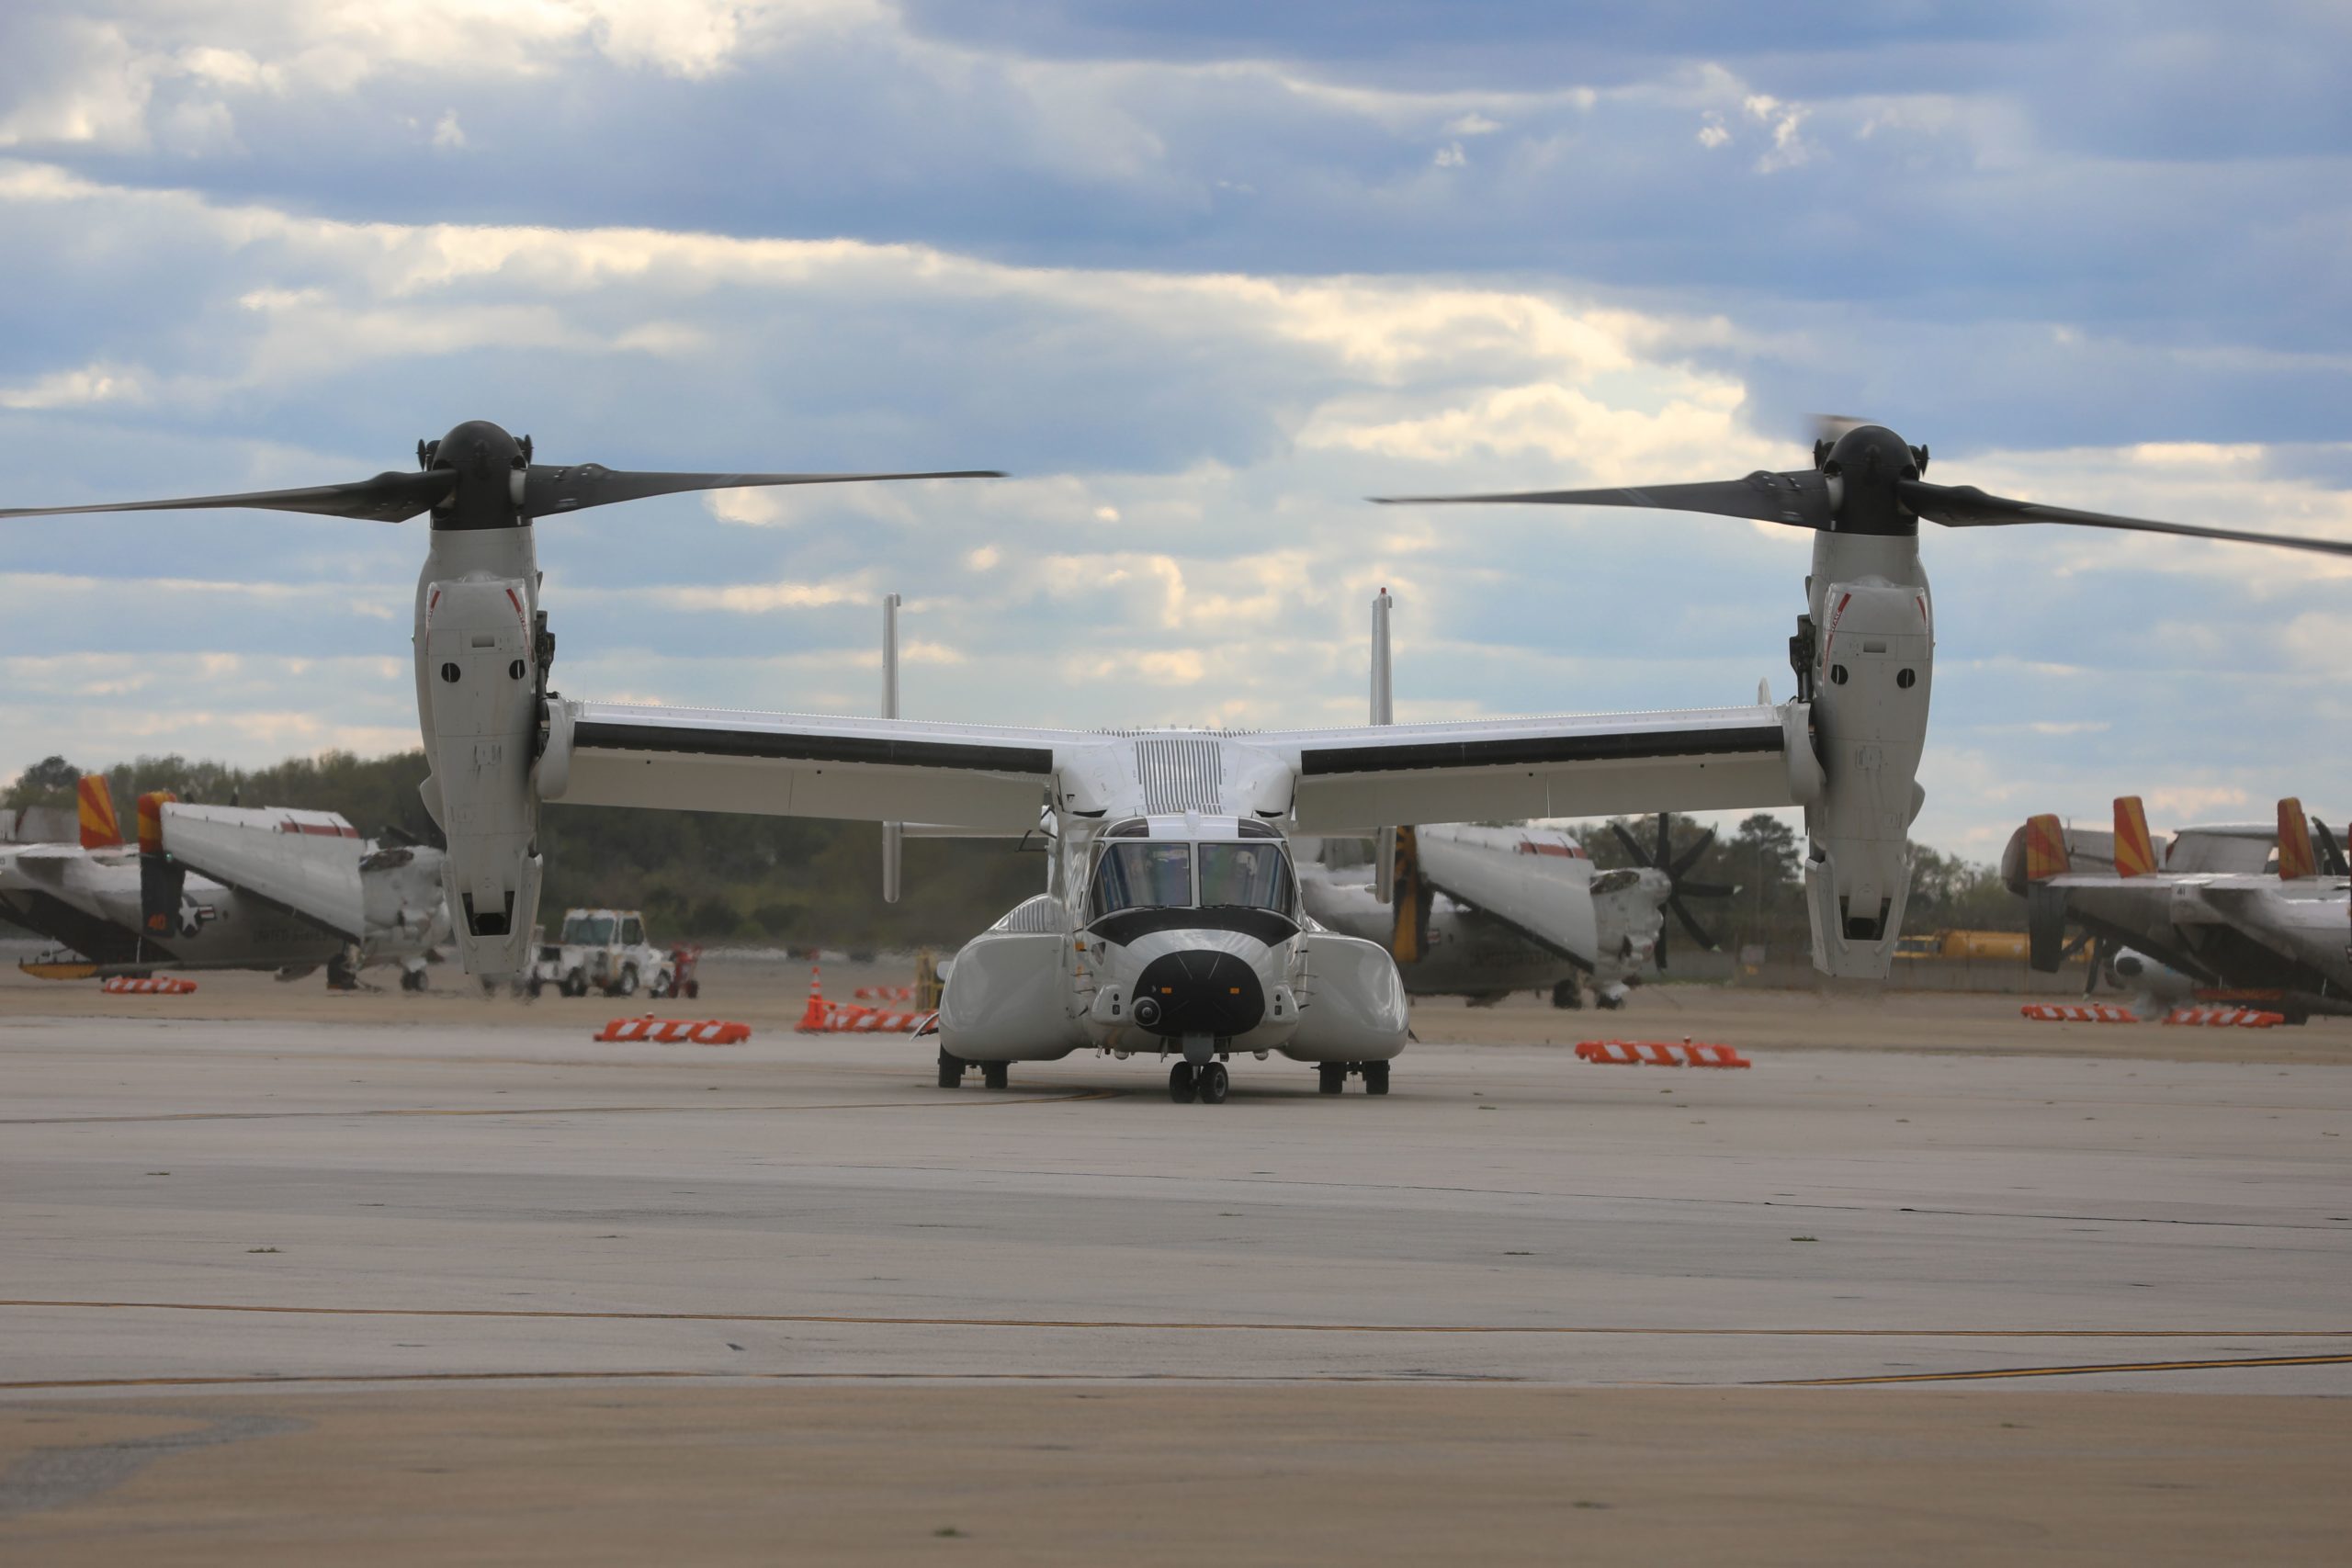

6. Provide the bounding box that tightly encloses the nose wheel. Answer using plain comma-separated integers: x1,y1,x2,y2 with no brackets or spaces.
1168,1061,1229,1104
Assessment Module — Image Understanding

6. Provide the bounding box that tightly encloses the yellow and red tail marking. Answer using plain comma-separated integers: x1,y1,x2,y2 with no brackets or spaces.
2276,797,2316,880
76,775,122,850
2022,814,2070,881
2112,796,2158,877
135,791,177,856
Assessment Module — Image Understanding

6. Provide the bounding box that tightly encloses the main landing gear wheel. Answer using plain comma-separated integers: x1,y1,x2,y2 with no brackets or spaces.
1196,1061,1229,1104
1168,1063,1197,1104
1363,1061,1391,1096
982,1061,1011,1090
1551,977,1582,1010
1317,1065,1345,1095
936,1049,965,1089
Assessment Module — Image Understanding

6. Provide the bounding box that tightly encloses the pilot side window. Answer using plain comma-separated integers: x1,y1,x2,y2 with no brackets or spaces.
1197,843,1295,913
1091,842,1193,918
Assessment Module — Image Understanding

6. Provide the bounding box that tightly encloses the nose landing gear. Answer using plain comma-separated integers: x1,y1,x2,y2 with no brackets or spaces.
1168,1061,1230,1104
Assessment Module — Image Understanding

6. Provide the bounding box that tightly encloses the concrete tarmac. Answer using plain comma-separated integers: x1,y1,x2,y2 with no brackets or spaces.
3,975,2349,1561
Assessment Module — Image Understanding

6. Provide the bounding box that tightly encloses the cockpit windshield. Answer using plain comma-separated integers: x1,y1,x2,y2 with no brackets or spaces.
1090,842,1193,918
562,914,616,944
1198,843,1295,913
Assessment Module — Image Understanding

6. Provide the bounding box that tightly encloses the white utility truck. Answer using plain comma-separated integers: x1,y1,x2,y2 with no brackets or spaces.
528,908,671,998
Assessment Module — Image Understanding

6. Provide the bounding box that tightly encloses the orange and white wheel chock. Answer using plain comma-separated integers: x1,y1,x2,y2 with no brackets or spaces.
854,985,915,1001
2018,1002,2140,1022
795,966,933,1032
594,1015,752,1044
1575,1039,1751,1069
101,976,198,995
2162,1006,2286,1028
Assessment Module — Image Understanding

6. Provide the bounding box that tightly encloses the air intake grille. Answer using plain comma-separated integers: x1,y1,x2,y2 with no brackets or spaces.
1134,737,1224,815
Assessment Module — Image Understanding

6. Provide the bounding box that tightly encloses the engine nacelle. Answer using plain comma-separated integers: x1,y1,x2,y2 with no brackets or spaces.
1797,535,1933,978
419,575,541,974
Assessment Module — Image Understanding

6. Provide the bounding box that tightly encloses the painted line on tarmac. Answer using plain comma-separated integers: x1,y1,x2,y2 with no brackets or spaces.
0,1371,1521,1393
5,1301,2348,1339
1775,1352,2352,1386
0,1090,1121,1125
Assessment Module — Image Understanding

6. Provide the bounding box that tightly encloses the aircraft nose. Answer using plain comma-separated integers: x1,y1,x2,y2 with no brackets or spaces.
1130,948,1265,1038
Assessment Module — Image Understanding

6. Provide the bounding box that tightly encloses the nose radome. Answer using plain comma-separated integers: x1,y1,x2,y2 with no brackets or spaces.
1132,949,1265,1038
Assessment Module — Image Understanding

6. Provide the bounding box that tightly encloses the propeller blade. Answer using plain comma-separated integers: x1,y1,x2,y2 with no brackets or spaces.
1900,479,2352,558
1610,821,1651,867
0,469,455,524
523,466,1005,520
1654,925,1668,972
1668,824,1717,880
1667,895,1722,952
1372,470,1833,529
2315,818,2349,878
1674,880,1737,900
1654,811,1671,873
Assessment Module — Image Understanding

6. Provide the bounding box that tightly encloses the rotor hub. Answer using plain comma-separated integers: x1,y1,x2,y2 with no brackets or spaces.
424,419,528,532
1818,423,1927,537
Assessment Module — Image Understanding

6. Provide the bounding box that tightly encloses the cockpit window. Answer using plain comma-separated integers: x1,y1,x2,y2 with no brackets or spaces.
1197,843,1294,913
1091,842,1193,918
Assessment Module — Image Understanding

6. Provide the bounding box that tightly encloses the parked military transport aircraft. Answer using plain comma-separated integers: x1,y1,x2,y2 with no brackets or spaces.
1300,824,1679,1008
1295,592,1729,1009
7,418,2347,1100
0,775,449,986
2007,795,2351,1019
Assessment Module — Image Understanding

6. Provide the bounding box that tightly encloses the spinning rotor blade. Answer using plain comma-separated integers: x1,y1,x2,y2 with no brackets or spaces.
1374,471,1833,529
1668,825,1717,879
1374,420,2352,558
2314,818,2349,878
1610,821,1650,866
1899,480,2352,559
522,466,1007,519
1675,880,1736,899
1666,895,1723,953
0,470,455,524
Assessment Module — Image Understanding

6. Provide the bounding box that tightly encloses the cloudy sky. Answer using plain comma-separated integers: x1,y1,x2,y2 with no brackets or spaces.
2,0,2348,857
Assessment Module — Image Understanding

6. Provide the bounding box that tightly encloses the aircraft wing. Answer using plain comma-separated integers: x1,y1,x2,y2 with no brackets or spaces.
6,842,83,882
1273,705,1796,833
162,805,368,941
550,702,1084,830
1411,829,1599,965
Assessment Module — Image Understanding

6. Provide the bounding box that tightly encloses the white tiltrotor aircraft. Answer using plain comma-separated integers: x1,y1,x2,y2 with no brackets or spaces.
10,419,2348,1101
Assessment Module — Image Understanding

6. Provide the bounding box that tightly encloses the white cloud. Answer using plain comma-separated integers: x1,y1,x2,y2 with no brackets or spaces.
432,109,467,150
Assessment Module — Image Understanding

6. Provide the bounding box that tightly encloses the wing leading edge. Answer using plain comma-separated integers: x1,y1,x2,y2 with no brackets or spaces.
1273,705,1800,833
548,701,1084,830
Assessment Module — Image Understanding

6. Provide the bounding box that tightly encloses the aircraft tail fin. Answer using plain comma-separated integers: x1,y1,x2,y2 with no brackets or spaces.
2112,796,2159,877
2277,797,2318,880
77,774,122,850
1389,824,1430,964
2022,813,2071,881
136,791,183,936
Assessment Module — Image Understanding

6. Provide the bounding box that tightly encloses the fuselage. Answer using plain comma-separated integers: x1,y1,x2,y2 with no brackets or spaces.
938,806,1408,1069
0,843,343,973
